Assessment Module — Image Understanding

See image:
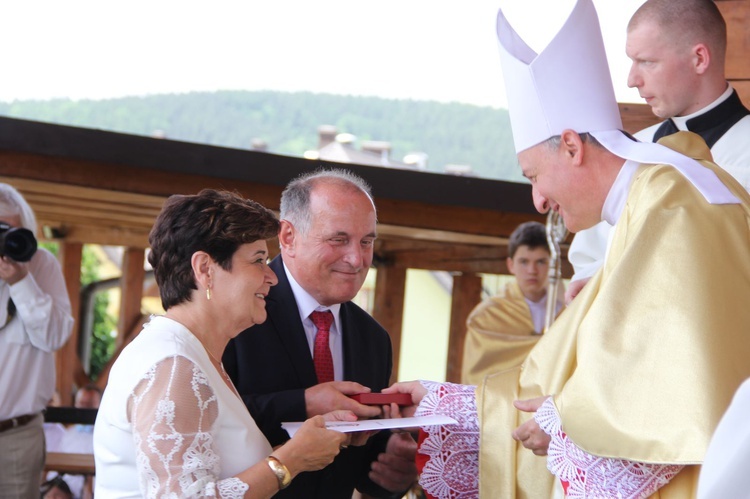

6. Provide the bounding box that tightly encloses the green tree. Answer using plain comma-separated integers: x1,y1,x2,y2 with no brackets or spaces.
42,242,116,380
0,90,523,182
80,246,117,380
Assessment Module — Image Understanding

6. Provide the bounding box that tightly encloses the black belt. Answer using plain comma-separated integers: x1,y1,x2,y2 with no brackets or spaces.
0,413,37,433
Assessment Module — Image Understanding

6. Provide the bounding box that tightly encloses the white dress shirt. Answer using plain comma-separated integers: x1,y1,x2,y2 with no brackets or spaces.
525,295,547,334
638,85,750,191
282,262,344,381
0,248,74,419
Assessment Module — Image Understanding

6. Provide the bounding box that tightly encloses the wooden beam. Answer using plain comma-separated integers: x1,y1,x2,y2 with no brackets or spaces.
0,151,286,212
378,224,510,246
619,102,661,135
446,273,483,383
0,111,542,241
1,155,533,241
732,80,750,109
117,248,146,348
56,241,83,405
4,175,165,208
372,264,407,385
44,452,95,475
375,238,574,277
377,240,507,273
3,175,161,247
47,225,152,249
374,198,538,239
719,1,750,80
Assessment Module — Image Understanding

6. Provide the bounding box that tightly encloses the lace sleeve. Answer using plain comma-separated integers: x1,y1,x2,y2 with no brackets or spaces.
414,381,479,498
128,355,250,498
535,397,683,499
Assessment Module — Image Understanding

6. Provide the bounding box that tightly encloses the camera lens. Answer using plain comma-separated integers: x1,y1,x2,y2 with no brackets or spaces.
0,225,37,262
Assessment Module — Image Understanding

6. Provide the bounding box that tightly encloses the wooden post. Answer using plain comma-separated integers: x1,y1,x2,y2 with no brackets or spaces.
717,0,750,108
117,248,145,348
446,273,483,383
372,263,407,385
57,241,83,405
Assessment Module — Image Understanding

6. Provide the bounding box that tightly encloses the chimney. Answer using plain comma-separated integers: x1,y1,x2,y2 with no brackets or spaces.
444,164,473,176
250,138,268,152
403,152,429,170
318,125,338,149
336,133,357,146
362,140,391,165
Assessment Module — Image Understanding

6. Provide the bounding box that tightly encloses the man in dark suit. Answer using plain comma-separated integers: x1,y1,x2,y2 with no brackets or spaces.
224,169,417,498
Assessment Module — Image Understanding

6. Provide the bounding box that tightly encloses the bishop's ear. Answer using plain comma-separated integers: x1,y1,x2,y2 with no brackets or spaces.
560,129,584,165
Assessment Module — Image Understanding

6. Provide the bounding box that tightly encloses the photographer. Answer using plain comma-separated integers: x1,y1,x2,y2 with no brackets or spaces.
0,183,73,498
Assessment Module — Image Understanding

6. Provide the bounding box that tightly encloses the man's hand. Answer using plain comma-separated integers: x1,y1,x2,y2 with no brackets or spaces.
305,381,382,419
380,381,427,418
564,277,590,304
369,432,418,492
0,256,28,285
512,396,551,456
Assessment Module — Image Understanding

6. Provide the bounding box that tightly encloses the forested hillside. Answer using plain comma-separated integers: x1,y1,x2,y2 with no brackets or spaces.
0,90,524,182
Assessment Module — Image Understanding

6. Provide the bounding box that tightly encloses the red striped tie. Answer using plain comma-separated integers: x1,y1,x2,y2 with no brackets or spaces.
311,310,334,383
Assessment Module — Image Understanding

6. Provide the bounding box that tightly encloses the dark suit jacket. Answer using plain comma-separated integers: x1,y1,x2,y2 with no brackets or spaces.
223,256,398,498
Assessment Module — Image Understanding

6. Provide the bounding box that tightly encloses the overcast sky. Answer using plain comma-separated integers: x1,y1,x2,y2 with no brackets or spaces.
1,0,646,108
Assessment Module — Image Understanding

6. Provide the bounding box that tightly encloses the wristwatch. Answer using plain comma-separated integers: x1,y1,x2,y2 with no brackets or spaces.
265,455,291,489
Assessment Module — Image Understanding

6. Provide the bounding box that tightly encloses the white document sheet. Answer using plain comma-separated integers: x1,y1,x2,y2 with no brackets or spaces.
281,415,457,437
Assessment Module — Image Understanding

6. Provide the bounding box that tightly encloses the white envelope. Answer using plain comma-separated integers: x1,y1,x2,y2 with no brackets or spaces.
281,415,457,438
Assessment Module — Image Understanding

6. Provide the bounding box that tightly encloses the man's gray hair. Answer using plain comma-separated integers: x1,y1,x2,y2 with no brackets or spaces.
543,132,603,151
0,183,38,234
280,168,375,235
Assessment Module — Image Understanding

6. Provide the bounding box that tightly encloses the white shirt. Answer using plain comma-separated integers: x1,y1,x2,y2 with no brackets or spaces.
638,85,750,190
283,263,344,381
94,316,272,497
525,295,547,334
0,248,74,419
525,292,565,334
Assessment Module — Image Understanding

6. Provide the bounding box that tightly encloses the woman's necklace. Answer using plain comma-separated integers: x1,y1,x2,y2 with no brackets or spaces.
192,329,235,391
165,312,239,395
204,344,233,385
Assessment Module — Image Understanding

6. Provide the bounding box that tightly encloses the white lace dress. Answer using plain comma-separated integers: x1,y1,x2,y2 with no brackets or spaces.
414,381,681,499
94,316,273,498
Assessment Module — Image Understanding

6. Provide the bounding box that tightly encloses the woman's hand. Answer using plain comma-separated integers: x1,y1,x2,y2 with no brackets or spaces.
323,409,375,447
273,415,348,477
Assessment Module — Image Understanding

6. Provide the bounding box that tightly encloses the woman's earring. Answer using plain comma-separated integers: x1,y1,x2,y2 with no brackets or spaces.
206,286,212,301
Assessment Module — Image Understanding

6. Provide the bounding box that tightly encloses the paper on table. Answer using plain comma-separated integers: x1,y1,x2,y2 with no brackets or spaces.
281,415,457,438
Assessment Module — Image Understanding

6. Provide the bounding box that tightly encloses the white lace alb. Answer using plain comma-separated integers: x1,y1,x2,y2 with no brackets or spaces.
414,383,683,499
415,381,480,498
536,397,683,499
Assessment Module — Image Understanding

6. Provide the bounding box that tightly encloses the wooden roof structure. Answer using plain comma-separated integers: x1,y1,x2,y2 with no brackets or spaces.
0,105,647,402
0,113,547,401
2,0,748,405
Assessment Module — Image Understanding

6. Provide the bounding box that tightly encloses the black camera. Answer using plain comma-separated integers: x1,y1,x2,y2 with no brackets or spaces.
0,223,37,262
